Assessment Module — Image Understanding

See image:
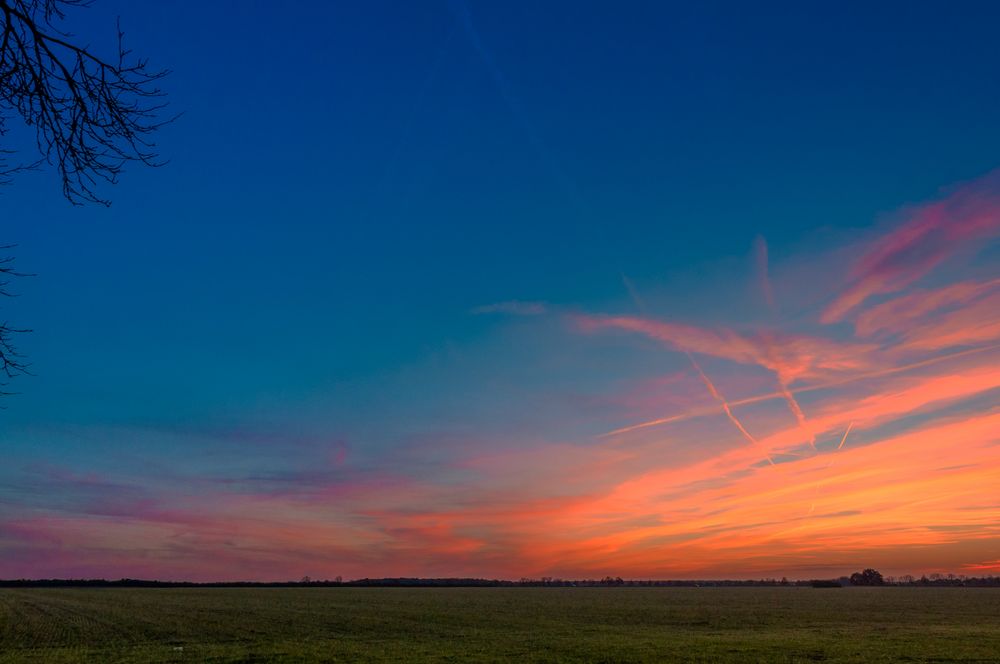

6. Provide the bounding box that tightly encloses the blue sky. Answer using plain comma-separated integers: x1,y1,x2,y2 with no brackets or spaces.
2,1,1000,579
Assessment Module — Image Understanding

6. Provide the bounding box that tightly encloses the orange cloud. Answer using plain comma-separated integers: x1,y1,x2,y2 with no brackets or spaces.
963,560,1000,572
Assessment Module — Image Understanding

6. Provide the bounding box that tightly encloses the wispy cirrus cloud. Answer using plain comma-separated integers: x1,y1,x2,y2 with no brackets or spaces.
822,169,1000,323
542,169,1000,577
963,559,1000,572
852,279,1000,352
575,315,878,384
853,278,1000,337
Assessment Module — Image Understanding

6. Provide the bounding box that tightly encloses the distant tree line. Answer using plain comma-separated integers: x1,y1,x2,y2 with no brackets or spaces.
3,570,999,588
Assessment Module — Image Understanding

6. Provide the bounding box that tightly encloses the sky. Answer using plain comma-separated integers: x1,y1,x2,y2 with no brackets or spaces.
1,0,1000,581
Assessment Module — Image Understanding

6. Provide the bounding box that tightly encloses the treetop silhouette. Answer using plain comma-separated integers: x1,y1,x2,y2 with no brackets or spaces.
1,0,171,205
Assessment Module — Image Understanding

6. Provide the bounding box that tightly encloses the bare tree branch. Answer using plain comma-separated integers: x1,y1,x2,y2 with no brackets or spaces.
0,0,172,205
0,247,30,399
1,2,171,399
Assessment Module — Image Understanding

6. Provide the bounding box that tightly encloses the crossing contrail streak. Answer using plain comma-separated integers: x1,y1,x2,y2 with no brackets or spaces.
837,422,855,450
759,333,815,449
601,342,1000,437
686,352,774,466
807,421,857,515
779,382,815,449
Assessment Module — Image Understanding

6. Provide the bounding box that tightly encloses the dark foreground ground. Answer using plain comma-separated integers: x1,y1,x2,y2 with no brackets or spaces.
1,587,998,662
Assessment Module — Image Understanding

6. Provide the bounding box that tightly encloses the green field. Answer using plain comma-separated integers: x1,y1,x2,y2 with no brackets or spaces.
1,587,999,662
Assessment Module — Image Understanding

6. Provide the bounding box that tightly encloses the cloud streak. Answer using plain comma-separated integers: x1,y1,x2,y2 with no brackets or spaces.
822,169,1000,323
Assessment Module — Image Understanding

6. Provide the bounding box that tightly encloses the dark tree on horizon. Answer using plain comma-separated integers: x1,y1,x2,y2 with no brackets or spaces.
1,0,171,397
849,568,885,586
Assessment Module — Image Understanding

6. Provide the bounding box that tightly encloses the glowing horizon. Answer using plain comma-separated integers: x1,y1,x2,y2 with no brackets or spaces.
4,168,1000,581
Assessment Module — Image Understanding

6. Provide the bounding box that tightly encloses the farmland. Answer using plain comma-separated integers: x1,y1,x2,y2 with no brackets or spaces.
1,587,998,662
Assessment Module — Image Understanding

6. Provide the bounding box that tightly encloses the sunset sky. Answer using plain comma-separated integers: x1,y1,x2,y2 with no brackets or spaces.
2,1,1000,581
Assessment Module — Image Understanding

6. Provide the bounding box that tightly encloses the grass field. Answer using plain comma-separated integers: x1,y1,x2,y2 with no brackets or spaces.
1,587,999,662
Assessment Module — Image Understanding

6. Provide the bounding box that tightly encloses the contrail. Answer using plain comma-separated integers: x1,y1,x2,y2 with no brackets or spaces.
602,342,1000,437
758,332,815,449
621,273,646,313
450,0,586,213
753,237,812,446
808,421,856,515
836,422,855,450
686,352,774,466
755,235,777,312
779,382,815,449
620,273,772,466
362,25,457,225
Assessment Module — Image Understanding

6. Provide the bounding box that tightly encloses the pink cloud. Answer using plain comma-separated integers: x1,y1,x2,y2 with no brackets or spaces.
854,278,1000,338
575,314,878,384
822,169,1000,323
848,278,1000,352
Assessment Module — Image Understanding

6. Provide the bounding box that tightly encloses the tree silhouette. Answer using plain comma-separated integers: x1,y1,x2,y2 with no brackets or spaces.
1,0,170,397
1,0,170,204
849,568,885,586
0,248,29,394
